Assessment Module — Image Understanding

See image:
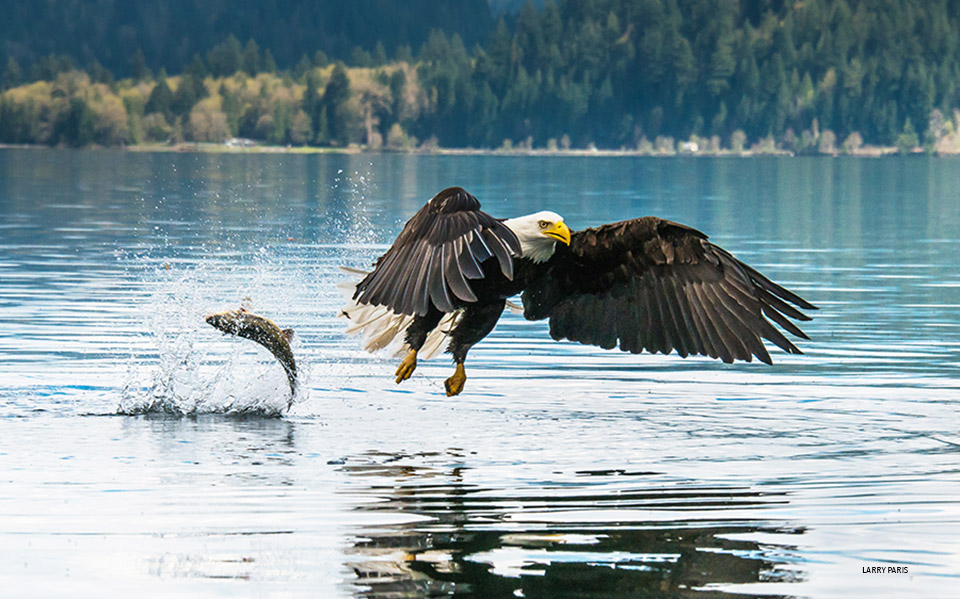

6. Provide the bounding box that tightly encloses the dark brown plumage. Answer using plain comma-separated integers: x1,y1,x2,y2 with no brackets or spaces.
353,187,521,316
521,218,817,364
346,187,816,395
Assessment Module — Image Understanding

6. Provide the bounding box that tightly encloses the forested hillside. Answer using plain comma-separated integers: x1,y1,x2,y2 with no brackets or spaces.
0,0,493,77
3,0,960,153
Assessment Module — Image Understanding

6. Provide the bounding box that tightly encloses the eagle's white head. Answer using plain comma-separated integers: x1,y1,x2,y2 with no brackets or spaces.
503,211,572,263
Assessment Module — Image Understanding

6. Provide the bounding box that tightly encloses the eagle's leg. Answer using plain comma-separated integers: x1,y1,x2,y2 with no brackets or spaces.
445,300,506,397
445,363,467,396
395,350,418,383
396,305,444,384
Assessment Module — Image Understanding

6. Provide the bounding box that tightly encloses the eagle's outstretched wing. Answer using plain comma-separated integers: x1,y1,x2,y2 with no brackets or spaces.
353,187,520,316
521,217,816,363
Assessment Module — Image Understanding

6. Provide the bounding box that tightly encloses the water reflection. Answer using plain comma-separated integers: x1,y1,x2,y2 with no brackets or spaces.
339,451,804,598
126,415,300,487
3,150,960,597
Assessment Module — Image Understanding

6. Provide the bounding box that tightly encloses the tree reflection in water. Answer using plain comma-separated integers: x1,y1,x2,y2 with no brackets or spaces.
339,450,805,598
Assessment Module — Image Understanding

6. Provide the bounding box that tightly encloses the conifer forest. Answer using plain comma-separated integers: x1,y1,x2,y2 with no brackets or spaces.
2,0,960,154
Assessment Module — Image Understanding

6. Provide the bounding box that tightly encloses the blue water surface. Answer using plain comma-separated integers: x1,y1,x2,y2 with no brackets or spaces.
1,149,958,598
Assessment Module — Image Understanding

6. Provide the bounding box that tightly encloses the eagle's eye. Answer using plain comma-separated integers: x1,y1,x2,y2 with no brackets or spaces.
538,220,550,229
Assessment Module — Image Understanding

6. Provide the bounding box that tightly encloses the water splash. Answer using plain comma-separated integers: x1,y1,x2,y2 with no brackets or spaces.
115,162,395,418
330,165,383,248
118,249,309,417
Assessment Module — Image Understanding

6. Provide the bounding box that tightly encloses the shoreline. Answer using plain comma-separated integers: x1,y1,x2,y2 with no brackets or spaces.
0,141,915,157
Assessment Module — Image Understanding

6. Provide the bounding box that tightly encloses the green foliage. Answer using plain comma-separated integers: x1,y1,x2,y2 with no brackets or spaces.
351,47,373,68
171,75,205,117
303,70,321,138
2,57,21,91
387,69,406,127
373,42,388,66
0,0,493,77
87,60,113,84
5,0,960,151
29,54,75,81
219,83,240,136
263,50,277,74
323,64,353,145
382,0,960,149
207,36,242,78
185,55,207,80
58,97,96,147
130,50,150,82
241,40,261,76
145,76,173,119
896,118,919,154
293,55,312,80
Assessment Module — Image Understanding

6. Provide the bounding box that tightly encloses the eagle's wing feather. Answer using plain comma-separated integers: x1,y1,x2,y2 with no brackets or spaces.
521,217,815,363
353,187,520,315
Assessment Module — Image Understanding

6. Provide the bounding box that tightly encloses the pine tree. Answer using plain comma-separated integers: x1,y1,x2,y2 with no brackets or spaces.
145,73,174,120
373,42,388,66
241,40,261,75
58,97,96,146
263,49,277,73
2,57,22,91
171,74,204,117
303,70,321,135
206,36,242,77
322,63,352,145
220,83,240,136
896,117,919,153
131,49,150,82
185,54,207,80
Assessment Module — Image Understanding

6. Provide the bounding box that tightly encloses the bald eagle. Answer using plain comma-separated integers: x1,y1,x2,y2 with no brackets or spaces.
341,187,816,396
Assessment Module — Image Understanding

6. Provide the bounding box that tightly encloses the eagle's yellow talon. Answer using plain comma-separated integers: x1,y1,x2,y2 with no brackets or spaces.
395,349,417,383
444,363,467,396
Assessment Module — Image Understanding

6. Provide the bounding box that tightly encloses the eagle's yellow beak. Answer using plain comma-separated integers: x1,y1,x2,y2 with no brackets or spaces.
543,220,571,245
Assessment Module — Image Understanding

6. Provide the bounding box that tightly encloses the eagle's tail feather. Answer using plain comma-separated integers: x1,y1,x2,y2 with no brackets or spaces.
340,269,456,360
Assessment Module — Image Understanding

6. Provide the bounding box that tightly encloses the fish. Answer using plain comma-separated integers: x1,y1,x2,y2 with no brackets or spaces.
204,307,298,401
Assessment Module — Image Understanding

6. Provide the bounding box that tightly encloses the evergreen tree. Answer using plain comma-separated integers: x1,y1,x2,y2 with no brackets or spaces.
241,40,261,75
145,73,174,120
373,42,388,66
58,97,96,146
220,83,240,136
315,105,329,144
303,69,321,137
171,74,205,117
206,36,242,77
896,117,919,153
87,60,113,84
294,54,312,79
394,46,413,63
388,69,406,127
263,49,277,73
351,47,373,68
322,63,352,145
6,0,960,149
131,49,150,82
2,57,22,91
707,35,736,97
185,54,207,80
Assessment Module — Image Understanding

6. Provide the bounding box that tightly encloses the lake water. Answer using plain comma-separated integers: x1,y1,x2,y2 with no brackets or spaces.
1,148,958,597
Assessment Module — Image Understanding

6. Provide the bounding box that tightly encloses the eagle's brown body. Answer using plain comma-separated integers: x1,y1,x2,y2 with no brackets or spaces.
348,187,817,395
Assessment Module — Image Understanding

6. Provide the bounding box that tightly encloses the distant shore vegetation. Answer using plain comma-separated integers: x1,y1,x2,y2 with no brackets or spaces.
3,0,960,155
